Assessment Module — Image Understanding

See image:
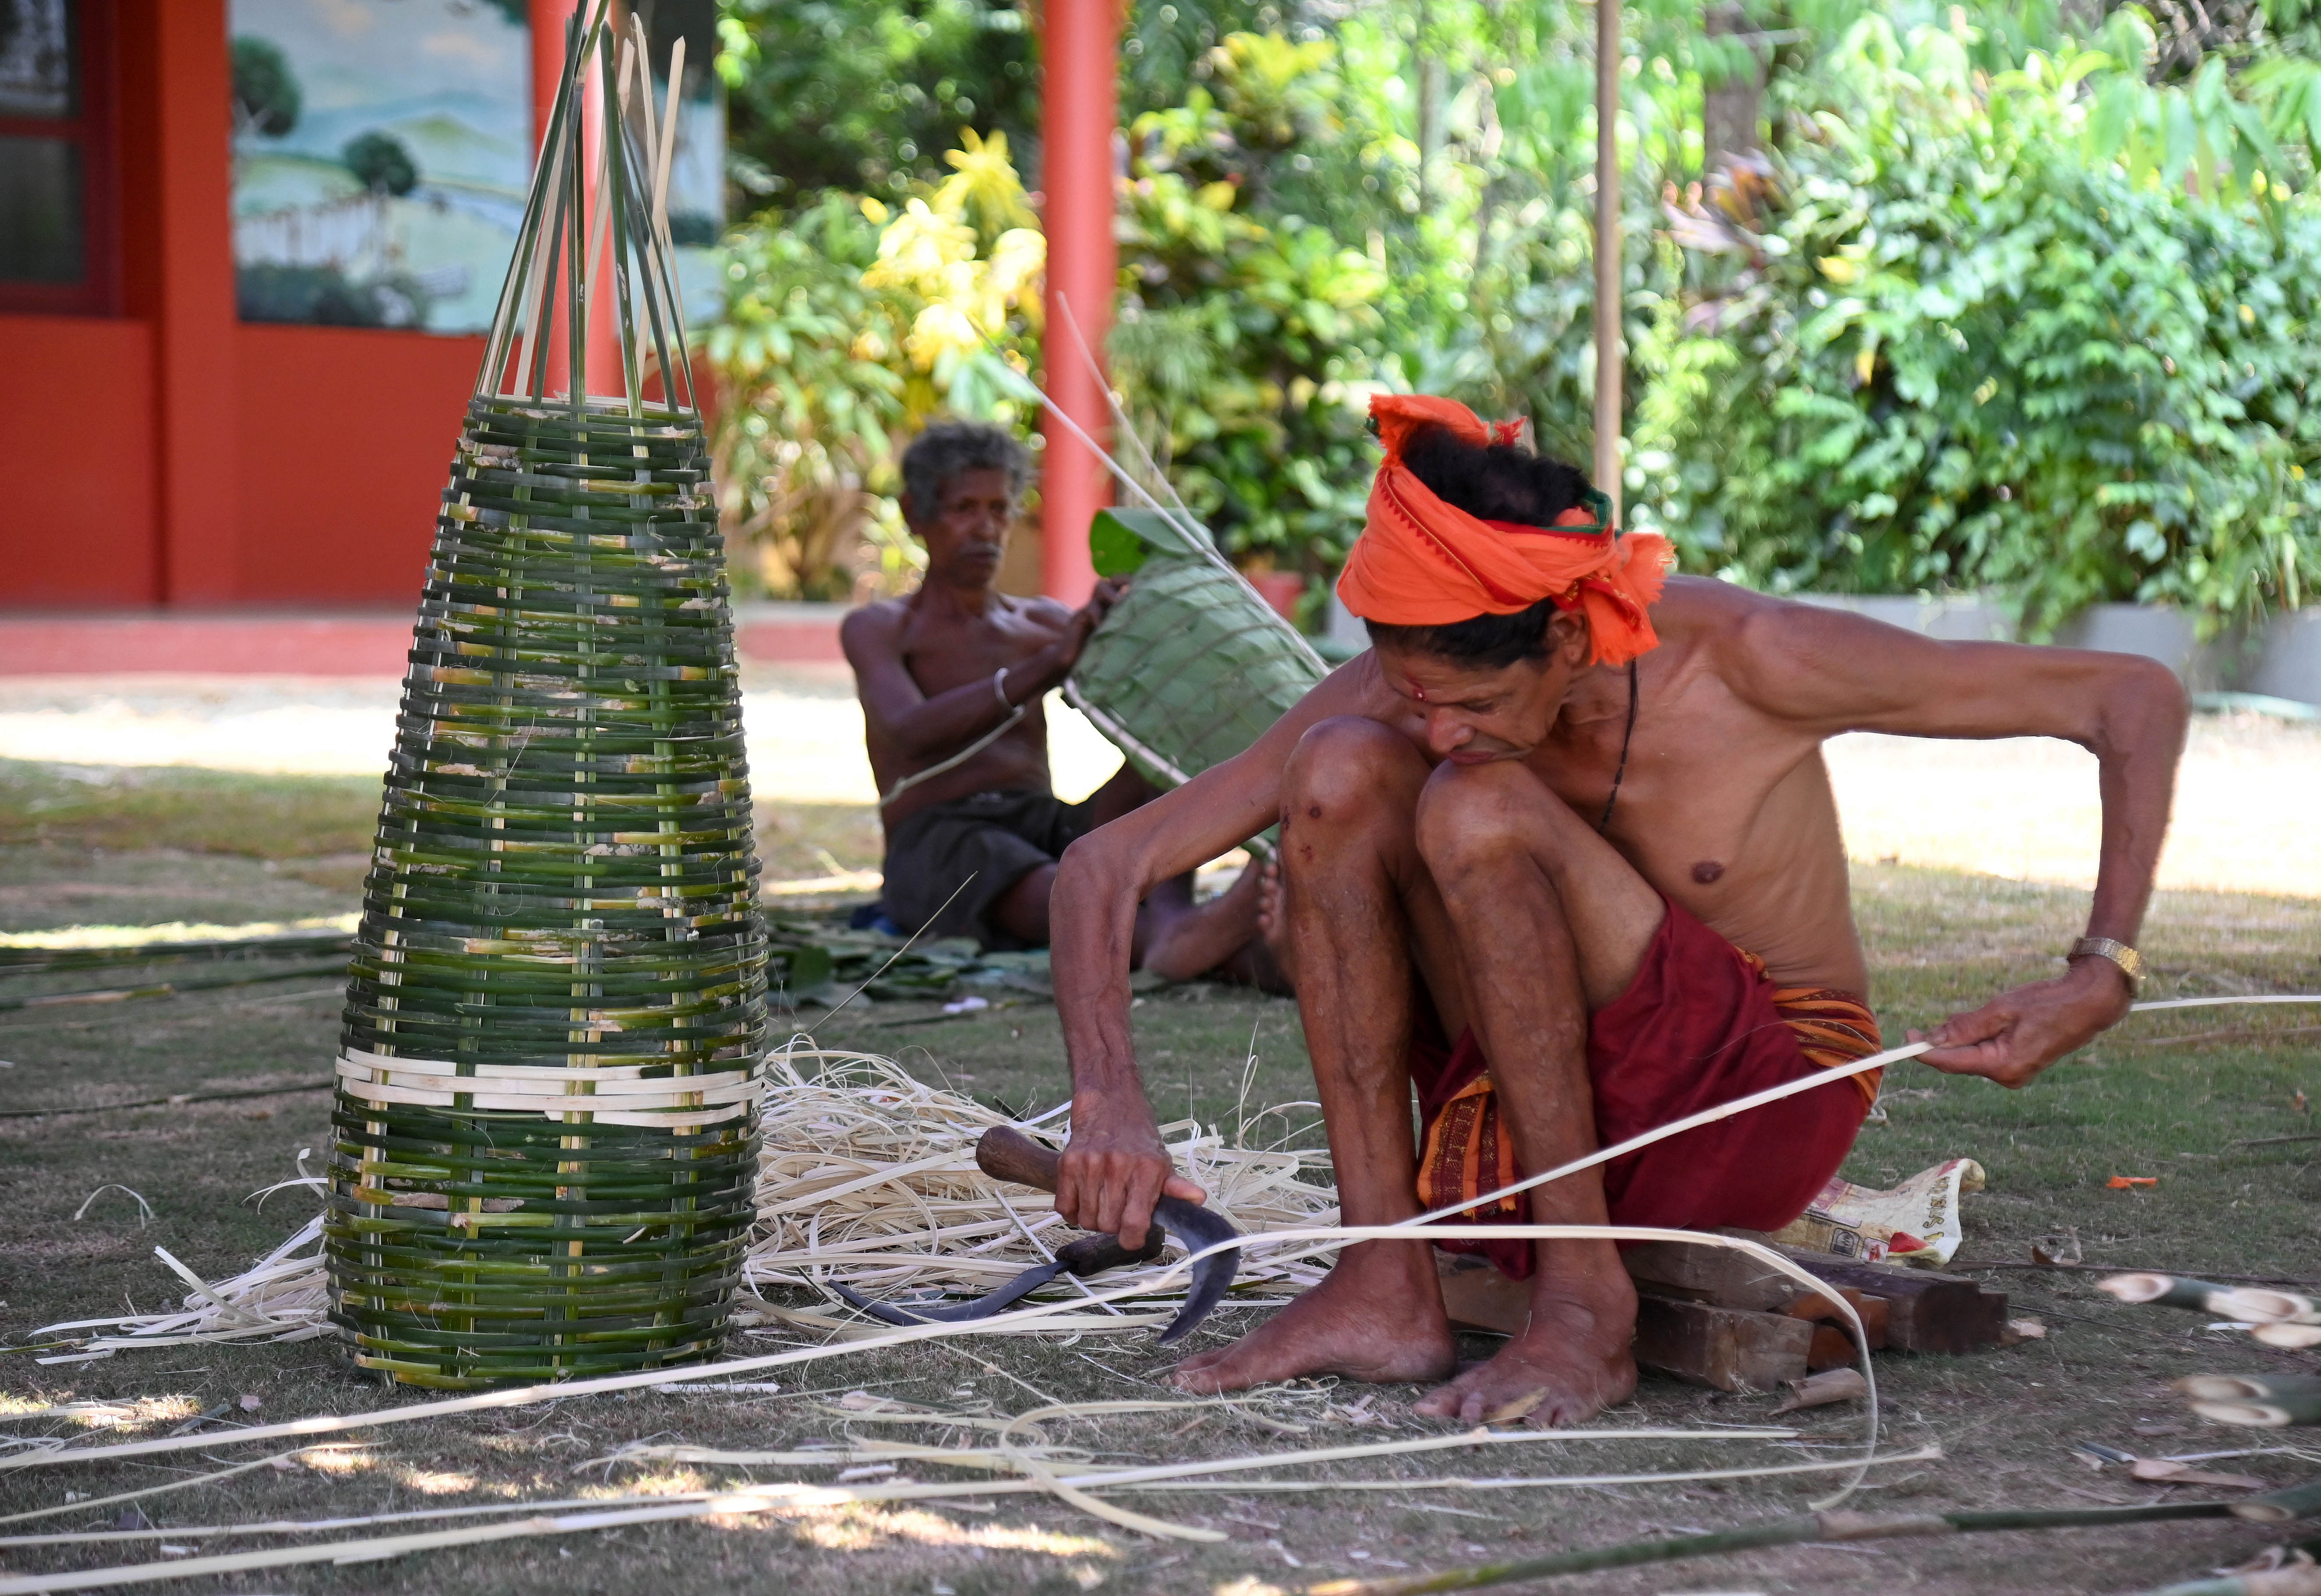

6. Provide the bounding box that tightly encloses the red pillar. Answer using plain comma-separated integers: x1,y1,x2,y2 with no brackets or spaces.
120,0,238,604
530,0,575,155
1038,0,1118,606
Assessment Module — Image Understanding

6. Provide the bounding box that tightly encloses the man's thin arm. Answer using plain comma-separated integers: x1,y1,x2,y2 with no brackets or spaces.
1727,598,2189,1081
1050,659,1379,1242
840,608,1031,765
1728,601,2188,945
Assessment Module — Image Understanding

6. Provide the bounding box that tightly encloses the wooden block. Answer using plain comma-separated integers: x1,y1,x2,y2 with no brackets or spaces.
1435,1251,1528,1336
1805,1324,1856,1370
1622,1239,1799,1312
1782,1286,1889,1350
1632,1291,1813,1392
1753,1241,2009,1354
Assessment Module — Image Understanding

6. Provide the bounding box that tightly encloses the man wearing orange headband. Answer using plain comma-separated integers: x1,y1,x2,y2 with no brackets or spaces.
1047,394,2186,1426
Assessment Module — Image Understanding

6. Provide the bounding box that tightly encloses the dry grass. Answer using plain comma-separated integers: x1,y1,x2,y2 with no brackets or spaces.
4,762,2321,1593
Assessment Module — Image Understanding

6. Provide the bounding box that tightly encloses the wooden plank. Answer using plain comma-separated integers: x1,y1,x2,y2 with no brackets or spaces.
1633,1292,1813,1392
1436,1251,1528,1336
1623,1239,1799,1312
1783,1285,1888,1344
1756,1241,2009,1354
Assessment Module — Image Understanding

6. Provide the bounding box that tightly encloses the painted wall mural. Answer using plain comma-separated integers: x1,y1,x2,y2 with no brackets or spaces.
230,0,720,336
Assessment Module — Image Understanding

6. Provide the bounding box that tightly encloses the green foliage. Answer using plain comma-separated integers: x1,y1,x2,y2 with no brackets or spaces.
716,0,1038,204
1110,31,1394,580
1632,16,2321,632
707,0,2321,623
230,35,300,138
707,196,916,598
342,130,418,197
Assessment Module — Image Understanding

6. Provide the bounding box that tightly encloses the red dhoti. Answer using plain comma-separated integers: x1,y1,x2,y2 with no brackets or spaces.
1410,896,1882,1279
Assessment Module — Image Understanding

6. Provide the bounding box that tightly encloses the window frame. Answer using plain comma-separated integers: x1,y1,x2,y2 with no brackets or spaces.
0,0,119,317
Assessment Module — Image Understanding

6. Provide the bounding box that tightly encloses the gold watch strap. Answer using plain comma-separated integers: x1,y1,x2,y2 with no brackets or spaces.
2069,936,2145,995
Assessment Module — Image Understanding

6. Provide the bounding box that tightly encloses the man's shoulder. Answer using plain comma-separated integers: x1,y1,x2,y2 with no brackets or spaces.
1655,574,1788,652
1660,575,1840,651
839,597,912,656
1655,577,1881,704
1007,592,1076,625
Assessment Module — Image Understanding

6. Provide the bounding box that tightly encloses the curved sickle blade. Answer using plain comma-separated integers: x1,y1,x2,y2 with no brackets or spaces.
829,1260,1065,1326
1153,1195,1241,1346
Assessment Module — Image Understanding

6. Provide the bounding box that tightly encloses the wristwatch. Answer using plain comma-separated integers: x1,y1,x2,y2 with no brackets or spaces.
2068,936,2145,996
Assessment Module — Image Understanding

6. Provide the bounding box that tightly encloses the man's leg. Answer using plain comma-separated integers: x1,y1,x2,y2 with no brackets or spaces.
989,767,1164,946
1006,763,1276,982
1408,757,1665,1426
1174,716,1461,1391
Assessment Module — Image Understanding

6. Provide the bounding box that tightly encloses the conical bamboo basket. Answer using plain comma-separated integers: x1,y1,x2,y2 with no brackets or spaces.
324,4,767,1388
1063,509,1327,827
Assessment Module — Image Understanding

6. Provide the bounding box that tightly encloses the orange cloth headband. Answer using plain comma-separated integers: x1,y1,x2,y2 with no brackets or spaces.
1335,393,1673,666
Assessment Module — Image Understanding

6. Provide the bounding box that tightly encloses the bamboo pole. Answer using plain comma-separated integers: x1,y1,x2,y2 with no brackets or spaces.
1301,1500,2261,1596
1592,0,1622,516
2146,1570,2321,1596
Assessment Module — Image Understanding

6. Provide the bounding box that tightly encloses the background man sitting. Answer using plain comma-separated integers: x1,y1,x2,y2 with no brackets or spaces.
841,421,1264,978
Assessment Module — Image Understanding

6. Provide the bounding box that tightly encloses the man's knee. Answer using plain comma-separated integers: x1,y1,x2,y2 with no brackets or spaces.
1413,759,1577,878
1282,716,1425,833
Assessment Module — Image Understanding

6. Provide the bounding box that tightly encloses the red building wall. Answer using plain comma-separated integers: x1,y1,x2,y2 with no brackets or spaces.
231,327,483,602
0,0,581,612
0,315,159,605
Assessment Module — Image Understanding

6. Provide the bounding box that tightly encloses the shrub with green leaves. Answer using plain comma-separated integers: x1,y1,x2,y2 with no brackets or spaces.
706,196,914,598
1633,18,2321,633
1111,32,1393,585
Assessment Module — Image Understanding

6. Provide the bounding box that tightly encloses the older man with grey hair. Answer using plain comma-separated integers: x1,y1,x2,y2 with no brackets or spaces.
841,421,1269,978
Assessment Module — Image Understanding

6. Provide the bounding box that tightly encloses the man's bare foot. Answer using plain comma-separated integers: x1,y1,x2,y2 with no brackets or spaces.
1413,1272,1638,1426
1142,859,1291,991
1172,1242,1456,1393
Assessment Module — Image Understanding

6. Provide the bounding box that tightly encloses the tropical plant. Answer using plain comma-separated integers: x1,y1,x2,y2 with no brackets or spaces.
715,0,1038,205
706,142,1045,598
705,0,2321,626
1630,13,2321,633
1109,30,1394,591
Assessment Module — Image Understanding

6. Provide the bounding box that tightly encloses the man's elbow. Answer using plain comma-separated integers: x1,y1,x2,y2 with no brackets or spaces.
2096,655,2191,759
1056,828,1122,895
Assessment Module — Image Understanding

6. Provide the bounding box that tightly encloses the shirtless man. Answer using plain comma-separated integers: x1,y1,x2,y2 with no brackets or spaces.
1046,395,2186,1426
843,421,1262,976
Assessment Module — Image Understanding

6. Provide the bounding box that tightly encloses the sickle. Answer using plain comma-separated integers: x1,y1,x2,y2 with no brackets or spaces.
830,1228,1165,1327
971,1126,1242,1347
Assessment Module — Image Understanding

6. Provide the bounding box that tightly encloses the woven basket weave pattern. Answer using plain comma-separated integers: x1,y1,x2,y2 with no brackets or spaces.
323,394,769,1388
1067,556,1327,792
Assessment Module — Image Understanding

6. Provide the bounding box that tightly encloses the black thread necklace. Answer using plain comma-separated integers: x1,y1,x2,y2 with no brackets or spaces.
1595,658,1641,832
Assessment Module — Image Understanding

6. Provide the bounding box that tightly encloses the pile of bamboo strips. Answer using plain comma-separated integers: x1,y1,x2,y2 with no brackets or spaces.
38,1044,1338,1360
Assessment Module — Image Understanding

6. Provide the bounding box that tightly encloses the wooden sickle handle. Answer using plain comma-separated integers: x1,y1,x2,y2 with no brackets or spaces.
1054,1229,1168,1277
976,1125,1062,1194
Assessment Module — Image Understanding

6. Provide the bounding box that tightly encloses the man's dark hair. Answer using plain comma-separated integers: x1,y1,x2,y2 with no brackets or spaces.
899,421,1031,519
1363,424,1595,669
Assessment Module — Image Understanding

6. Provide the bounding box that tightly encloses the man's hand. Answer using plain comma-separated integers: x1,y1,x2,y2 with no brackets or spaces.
1056,1090,1206,1250
1908,958,2134,1088
1021,579,1127,696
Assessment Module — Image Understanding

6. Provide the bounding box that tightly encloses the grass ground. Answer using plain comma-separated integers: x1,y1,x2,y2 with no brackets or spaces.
4,757,2320,1595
